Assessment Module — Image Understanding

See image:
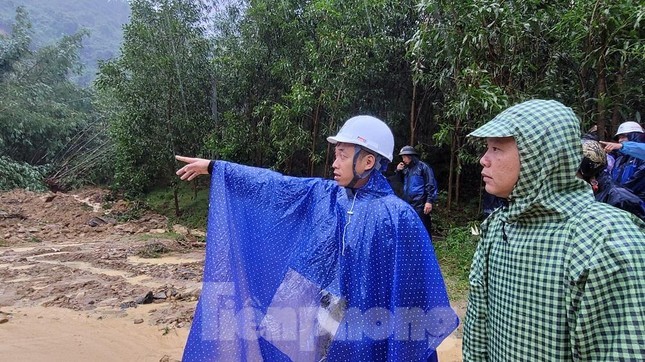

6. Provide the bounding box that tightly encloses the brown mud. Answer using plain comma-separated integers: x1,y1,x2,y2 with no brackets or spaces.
0,188,462,361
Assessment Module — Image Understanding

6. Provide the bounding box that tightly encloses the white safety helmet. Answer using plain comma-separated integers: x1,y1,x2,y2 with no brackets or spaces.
615,121,644,137
327,115,394,162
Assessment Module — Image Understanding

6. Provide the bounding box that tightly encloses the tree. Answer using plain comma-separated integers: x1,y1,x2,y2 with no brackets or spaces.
96,0,214,211
409,0,643,208
0,6,100,191
209,0,421,177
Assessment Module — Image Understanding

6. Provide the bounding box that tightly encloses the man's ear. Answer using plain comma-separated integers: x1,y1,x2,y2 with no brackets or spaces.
363,153,376,171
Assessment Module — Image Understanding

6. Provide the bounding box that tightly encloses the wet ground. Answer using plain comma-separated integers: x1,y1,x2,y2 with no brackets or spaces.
0,188,462,361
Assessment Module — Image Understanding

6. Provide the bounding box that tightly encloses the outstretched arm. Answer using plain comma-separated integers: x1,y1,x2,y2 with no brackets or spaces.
175,155,212,181
600,141,645,161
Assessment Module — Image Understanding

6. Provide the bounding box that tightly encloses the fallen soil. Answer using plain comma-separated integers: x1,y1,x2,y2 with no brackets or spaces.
0,188,463,361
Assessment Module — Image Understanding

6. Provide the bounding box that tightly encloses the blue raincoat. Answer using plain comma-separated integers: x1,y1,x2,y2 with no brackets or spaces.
611,132,645,201
183,161,458,361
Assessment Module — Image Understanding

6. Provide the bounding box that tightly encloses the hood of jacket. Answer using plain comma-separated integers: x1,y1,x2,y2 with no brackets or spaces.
469,99,593,223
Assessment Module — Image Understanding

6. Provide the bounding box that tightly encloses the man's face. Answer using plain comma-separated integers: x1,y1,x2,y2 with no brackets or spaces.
617,134,628,143
332,143,372,187
402,155,412,165
479,137,520,199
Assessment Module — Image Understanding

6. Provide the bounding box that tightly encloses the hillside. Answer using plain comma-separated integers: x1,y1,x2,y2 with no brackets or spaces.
0,0,130,86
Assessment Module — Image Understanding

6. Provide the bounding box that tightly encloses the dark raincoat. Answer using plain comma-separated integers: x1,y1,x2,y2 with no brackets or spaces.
594,170,645,221
397,157,438,212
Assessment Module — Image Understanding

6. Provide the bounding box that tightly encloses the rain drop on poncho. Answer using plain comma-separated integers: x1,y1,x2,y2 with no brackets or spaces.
183,161,458,361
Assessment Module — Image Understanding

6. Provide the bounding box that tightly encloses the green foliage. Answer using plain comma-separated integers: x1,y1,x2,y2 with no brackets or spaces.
0,0,130,86
210,0,419,175
96,0,214,197
433,226,478,300
145,182,209,229
0,7,109,190
0,156,47,191
410,0,643,204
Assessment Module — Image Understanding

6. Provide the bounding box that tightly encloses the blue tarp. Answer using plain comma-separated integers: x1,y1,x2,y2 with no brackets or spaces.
183,161,458,361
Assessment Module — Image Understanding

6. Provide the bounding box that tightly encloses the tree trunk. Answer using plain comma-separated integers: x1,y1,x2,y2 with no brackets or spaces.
455,133,461,205
173,186,180,217
447,131,456,209
210,78,218,123
324,142,332,179
166,89,180,217
409,81,417,145
595,53,607,141
310,97,321,176
610,68,625,138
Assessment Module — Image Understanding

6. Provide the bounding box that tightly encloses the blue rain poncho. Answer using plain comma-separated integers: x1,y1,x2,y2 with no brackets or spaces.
183,161,458,361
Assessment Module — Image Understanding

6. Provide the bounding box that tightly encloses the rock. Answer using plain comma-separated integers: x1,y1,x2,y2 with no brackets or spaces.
149,229,166,234
88,216,108,227
134,318,144,324
136,291,154,305
172,224,188,235
0,318,9,324
190,229,206,238
120,301,137,309
44,194,57,202
153,292,167,300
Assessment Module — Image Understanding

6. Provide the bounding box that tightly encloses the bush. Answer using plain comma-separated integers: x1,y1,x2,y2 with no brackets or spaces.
0,156,47,191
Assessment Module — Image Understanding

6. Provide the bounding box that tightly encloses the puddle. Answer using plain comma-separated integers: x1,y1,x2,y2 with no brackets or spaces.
127,255,202,265
5,246,36,253
30,260,166,288
9,265,36,270
5,277,36,283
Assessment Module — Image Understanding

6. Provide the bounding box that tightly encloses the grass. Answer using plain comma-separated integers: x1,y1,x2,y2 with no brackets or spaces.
136,241,170,258
145,182,209,229
135,232,183,241
432,227,479,301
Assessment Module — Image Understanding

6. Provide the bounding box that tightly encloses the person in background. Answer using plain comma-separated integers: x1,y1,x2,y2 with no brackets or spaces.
395,146,438,235
600,139,645,161
463,99,645,361
578,140,645,220
608,121,645,201
176,115,458,361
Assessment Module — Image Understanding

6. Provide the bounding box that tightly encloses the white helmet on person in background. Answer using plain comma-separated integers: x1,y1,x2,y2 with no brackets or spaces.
615,121,644,137
327,115,394,162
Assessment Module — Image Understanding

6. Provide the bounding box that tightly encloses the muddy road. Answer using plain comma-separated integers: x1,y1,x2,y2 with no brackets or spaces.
0,188,462,361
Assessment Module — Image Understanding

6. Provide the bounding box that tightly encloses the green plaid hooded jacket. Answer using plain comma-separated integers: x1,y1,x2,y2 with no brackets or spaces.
463,100,645,361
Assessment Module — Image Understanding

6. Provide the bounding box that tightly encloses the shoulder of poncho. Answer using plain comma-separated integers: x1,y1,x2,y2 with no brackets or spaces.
563,201,645,267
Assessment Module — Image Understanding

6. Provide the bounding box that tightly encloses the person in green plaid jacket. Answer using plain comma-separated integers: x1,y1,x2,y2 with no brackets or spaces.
463,99,645,361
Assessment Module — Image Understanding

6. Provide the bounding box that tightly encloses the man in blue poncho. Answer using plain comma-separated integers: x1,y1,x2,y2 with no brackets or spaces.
176,115,458,361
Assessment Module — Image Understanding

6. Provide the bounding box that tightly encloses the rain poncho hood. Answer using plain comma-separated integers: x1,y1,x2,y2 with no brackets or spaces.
183,161,458,361
469,99,591,222
464,100,645,361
